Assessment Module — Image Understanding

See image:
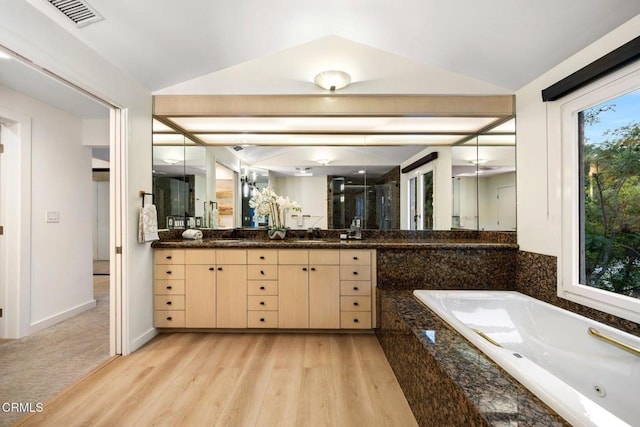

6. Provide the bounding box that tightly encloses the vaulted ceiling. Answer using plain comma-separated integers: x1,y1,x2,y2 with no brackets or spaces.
21,0,640,93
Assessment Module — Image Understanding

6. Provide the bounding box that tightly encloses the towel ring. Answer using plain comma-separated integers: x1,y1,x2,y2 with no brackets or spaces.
139,191,154,207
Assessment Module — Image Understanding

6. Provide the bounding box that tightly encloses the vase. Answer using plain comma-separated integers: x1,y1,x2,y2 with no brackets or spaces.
268,228,287,240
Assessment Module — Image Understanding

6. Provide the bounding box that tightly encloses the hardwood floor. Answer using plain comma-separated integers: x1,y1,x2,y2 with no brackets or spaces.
18,333,417,427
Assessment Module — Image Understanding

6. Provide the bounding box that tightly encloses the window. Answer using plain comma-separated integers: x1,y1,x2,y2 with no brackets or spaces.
560,61,640,323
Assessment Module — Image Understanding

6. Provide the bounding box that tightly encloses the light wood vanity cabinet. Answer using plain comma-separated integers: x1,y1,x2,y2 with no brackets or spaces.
340,249,374,329
154,247,375,330
153,249,186,327
247,249,277,328
215,250,247,328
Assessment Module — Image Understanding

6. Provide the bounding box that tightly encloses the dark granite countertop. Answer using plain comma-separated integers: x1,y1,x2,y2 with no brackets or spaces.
379,289,567,426
151,238,518,250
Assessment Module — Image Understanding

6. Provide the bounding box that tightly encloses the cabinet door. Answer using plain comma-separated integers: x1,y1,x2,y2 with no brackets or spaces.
185,264,216,327
278,264,309,328
309,265,340,329
216,264,247,328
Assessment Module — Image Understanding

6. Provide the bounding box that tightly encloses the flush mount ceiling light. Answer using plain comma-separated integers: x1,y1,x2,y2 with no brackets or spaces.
314,70,351,91
163,159,180,165
316,159,331,166
0,50,11,60
469,158,489,165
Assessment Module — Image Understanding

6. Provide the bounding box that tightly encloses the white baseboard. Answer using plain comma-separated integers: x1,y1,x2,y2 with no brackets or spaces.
29,299,97,334
128,327,158,354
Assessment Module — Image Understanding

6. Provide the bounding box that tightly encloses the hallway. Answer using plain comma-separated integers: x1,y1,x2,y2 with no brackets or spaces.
0,274,110,427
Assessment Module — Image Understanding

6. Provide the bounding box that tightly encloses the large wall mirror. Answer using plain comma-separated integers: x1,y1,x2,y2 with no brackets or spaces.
152,95,515,232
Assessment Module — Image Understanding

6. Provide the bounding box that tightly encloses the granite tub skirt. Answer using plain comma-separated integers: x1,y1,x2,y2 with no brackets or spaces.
375,289,568,427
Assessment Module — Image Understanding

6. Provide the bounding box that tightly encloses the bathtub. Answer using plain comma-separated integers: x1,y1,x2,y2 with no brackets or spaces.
413,290,640,427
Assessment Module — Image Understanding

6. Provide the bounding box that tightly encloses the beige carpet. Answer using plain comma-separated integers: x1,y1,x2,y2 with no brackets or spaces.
0,276,110,427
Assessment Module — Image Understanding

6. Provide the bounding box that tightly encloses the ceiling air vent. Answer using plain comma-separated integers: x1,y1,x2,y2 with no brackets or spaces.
45,0,104,28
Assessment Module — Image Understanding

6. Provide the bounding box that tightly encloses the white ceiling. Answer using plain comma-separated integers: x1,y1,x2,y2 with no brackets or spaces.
22,0,640,92
3,1,639,175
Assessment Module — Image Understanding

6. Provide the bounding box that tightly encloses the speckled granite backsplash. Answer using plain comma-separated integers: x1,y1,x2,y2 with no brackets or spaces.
516,250,640,337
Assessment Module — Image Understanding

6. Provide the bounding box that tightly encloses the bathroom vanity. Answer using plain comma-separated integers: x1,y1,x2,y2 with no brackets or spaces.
153,245,376,330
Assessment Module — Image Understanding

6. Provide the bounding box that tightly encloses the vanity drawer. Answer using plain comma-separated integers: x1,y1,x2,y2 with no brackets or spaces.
154,249,185,265
154,280,185,295
248,281,278,295
248,295,278,311
340,281,371,296
154,295,185,310
154,310,185,328
340,296,371,312
154,264,185,280
339,250,371,266
248,264,278,280
308,250,339,265
248,311,278,328
216,249,247,265
185,249,215,265
339,266,371,281
340,312,371,329
247,249,278,264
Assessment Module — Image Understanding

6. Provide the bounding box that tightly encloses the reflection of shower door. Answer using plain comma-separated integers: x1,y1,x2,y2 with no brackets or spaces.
409,177,418,230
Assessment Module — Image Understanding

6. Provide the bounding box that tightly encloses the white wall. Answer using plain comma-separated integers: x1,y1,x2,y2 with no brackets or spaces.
82,119,110,147
479,172,516,231
0,2,153,353
272,176,328,229
0,85,95,331
515,14,640,257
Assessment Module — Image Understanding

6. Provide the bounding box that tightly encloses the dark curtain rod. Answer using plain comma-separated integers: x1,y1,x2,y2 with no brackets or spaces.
542,35,640,102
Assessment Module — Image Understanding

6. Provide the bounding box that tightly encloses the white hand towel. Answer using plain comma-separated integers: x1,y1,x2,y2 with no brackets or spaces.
138,204,160,243
182,229,203,240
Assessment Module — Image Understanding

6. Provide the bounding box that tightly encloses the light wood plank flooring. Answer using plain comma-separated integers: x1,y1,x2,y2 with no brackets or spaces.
17,333,417,427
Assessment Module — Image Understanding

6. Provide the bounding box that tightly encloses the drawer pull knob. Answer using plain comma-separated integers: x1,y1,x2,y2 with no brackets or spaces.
166,285,173,290
260,318,265,322
260,301,265,305
353,256,358,260
260,270,265,275
260,256,265,260
166,316,173,321
166,301,172,305
353,318,359,323
353,302,359,306
352,271,358,275
218,267,223,271
260,286,265,290
302,267,308,271
353,286,359,291
166,271,172,274
310,267,316,271
209,267,215,271
166,256,172,260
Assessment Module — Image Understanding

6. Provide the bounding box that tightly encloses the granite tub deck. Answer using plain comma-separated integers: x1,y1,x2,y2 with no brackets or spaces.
376,289,568,427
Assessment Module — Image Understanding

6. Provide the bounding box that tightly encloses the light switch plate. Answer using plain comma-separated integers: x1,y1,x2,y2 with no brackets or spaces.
46,211,60,223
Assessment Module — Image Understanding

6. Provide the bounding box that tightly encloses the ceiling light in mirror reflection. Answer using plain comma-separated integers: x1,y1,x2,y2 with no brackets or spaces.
166,116,501,133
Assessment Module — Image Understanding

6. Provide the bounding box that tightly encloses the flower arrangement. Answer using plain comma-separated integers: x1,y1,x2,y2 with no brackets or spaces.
249,186,302,233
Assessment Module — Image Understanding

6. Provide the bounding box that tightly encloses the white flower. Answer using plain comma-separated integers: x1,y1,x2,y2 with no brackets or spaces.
249,186,302,229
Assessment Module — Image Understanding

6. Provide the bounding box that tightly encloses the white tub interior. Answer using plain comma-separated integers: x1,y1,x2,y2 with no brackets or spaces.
413,290,640,427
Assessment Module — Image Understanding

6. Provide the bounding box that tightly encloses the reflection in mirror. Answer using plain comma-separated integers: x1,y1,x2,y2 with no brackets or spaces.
152,130,242,229
451,134,516,231
152,118,515,231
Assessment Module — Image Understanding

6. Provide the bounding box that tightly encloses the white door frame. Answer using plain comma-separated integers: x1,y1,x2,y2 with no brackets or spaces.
402,163,436,231
110,108,126,355
0,113,32,339
0,91,125,357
